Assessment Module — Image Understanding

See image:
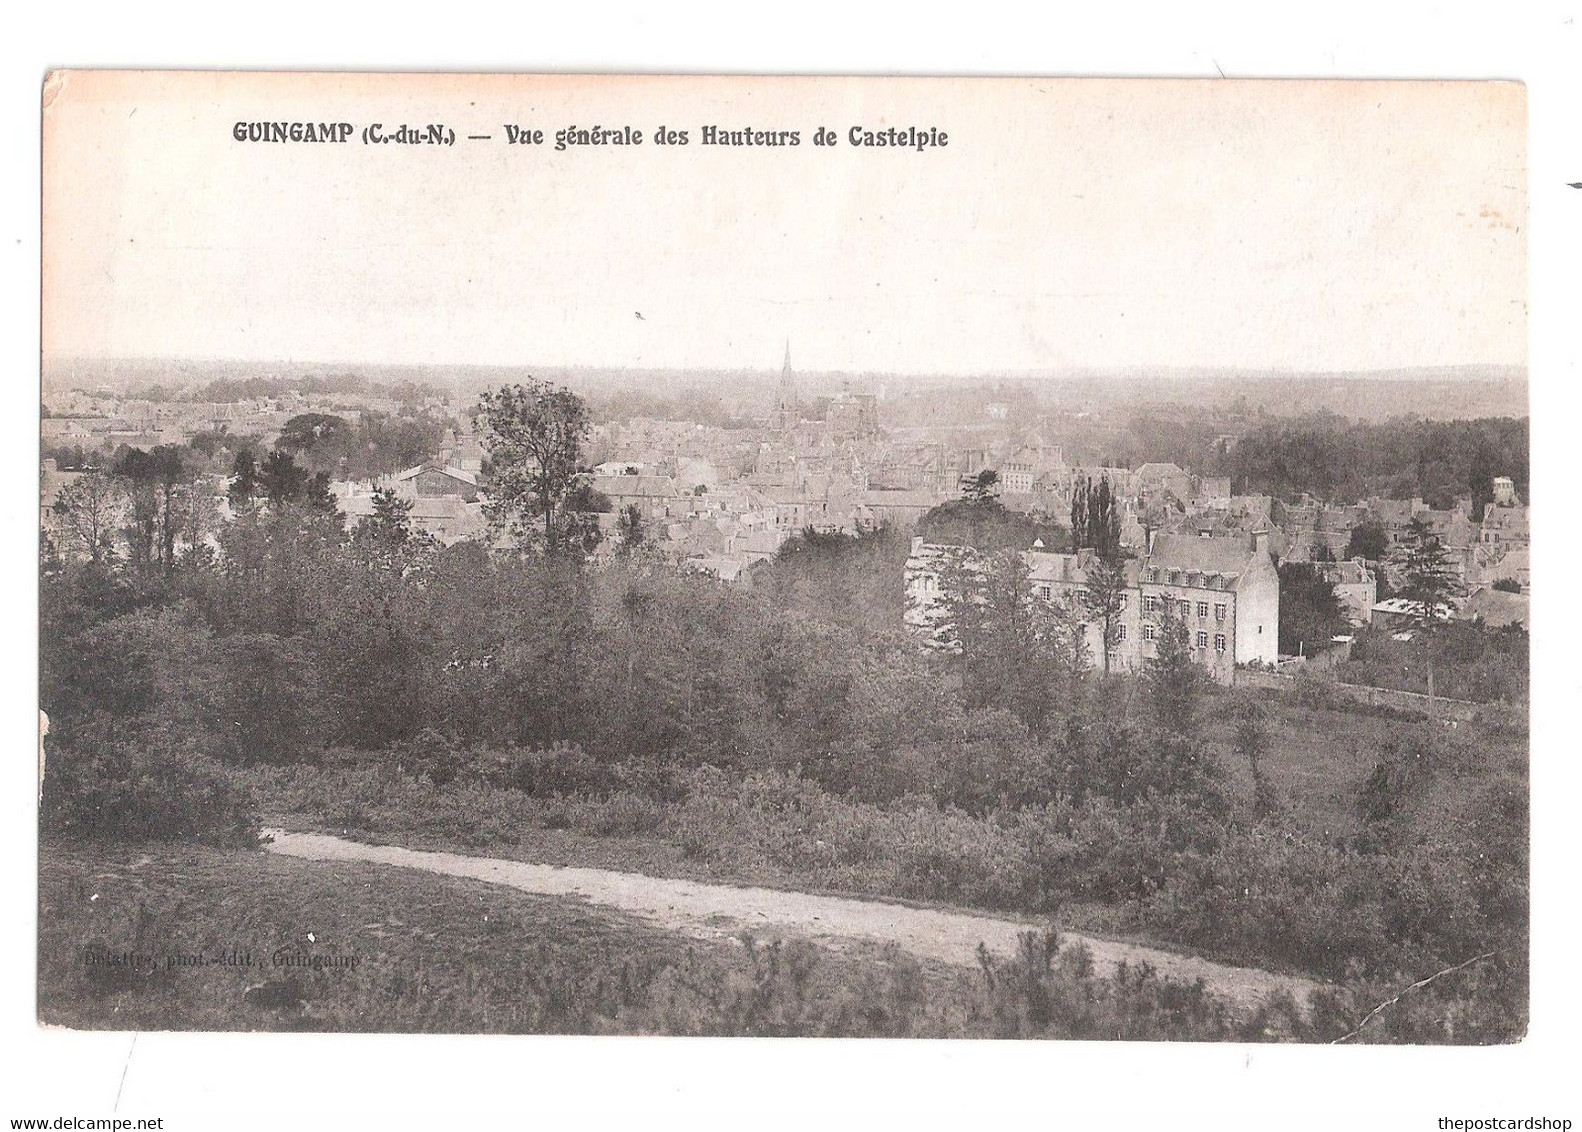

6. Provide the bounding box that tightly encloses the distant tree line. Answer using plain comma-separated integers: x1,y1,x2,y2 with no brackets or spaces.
1202,413,1527,513
108,374,447,404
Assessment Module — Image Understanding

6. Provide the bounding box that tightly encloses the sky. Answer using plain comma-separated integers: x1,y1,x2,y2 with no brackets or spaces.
42,72,1527,375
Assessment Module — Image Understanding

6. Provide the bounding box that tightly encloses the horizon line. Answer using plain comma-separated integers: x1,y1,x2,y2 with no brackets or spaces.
42,356,1530,383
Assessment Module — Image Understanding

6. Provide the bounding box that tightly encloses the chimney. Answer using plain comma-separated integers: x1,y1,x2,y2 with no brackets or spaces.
1253,529,1269,556
911,536,924,554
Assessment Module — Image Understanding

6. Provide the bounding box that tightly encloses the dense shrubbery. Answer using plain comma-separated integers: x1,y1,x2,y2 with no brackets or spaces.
915,497,1070,555
42,729,260,849
747,526,915,640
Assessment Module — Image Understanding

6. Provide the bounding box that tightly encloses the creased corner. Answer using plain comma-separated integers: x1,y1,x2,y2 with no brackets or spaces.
42,69,69,113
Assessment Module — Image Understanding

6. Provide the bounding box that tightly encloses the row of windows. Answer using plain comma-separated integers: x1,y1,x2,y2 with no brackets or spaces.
1144,567,1229,589
1035,623,1225,653
1136,624,1227,653
1036,583,1133,612
1141,595,1227,620
1031,583,1232,626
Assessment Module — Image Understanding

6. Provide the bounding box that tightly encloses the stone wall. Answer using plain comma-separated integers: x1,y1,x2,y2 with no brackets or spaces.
1235,668,1484,721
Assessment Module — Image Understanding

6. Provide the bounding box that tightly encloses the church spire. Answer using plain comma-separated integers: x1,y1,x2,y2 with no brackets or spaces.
775,339,798,431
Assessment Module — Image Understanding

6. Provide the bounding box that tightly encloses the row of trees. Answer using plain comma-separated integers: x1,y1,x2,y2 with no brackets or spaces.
107,373,444,404
47,375,594,571
49,446,346,573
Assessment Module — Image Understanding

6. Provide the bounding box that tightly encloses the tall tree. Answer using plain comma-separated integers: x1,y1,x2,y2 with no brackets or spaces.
1391,516,1461,630
1276,561,1346,656
1140,602,1226,812
1227,693,1277,821
477,380,593,555
1345,519,1388,563
366,487,413,544
306,471,338,514
229,448,260,510
940,548,1079,738
51,470,124,564
1143,602,1203,737
258,450,309,509
275,412,349,457
1070,475,1121,558
1083,555,1129,676
1073,476,1127,673
1390,515,1463,714
113,446,190,574
616,503,646,550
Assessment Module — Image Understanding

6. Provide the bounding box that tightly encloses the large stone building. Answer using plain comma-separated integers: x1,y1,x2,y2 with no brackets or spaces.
905,530,1279,684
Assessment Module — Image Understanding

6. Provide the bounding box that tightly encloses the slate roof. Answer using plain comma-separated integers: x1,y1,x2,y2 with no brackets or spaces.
1146,533,1262,577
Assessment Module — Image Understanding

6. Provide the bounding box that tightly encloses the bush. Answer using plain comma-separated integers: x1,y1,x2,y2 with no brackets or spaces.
42,727,261,849
1010,795,1228,907
1356,730,1438,825
493,743,622,797
388,728,465,786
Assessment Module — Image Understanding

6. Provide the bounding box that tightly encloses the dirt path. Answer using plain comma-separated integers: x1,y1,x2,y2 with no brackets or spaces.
263,829,1321,1011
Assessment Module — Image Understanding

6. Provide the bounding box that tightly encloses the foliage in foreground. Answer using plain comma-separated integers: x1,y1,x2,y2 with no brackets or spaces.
43,841,1508,1042
41,728,260,849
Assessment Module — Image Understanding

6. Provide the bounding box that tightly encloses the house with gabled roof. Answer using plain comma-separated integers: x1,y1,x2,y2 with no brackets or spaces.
382,462,480,503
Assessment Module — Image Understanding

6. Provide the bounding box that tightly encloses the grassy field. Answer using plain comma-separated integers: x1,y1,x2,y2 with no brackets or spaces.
1203,697,1506,840
38,840,1317,1040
